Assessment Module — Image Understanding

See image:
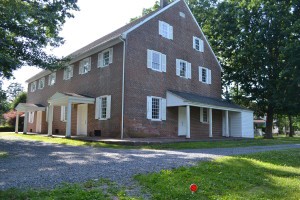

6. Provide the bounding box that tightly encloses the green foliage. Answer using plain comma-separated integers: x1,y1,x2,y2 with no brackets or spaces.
0,151,8,158
0,126,15,132
136,149,300,199
6,82,23,102
0,0,79,79
10,92,27,110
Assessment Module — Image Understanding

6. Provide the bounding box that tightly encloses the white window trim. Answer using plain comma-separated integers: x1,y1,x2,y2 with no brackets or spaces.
38,77,45,90
193,36,204,52
147,96,167,121
30,81,37,92
200,108,209,123
176,59,191,79
48,72,56,86
199,66,212,84
98,48,113,68
79,57,91,75
159,21,173,40
28,112,35,123
63,65,73,80
95,95,111,120
60,106,67,122
147,49,167,73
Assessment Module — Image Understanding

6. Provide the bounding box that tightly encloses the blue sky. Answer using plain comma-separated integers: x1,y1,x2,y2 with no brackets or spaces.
3,0,157,90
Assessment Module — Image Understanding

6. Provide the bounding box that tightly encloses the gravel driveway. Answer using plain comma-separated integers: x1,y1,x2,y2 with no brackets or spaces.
0,139,299,191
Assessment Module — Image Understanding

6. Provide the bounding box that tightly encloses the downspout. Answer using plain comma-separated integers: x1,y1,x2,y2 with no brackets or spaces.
120,35,126,140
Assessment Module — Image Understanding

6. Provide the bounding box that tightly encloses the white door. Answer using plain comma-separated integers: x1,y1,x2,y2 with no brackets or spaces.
77,104,88,136
178,107,187,136
36,111,42,133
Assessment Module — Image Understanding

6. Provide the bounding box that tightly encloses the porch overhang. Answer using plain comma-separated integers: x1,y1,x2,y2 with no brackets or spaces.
166,90,252,113
15,103,46,112
48,92,95,106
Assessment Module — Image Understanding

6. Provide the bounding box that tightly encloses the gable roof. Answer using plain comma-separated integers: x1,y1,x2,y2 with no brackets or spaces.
27,0,222,83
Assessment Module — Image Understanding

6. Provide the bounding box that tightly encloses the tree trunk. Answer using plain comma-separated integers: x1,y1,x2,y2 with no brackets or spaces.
288,115,294,137
264,106,274,139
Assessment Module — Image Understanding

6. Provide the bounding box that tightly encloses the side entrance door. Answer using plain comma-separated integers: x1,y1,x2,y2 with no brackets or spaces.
178,107,187,136
77,104,88,136
36,111,42,133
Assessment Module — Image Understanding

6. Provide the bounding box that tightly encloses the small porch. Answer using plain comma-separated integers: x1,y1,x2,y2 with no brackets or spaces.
167,91,254,139
15,103,46,134
47,92,95,138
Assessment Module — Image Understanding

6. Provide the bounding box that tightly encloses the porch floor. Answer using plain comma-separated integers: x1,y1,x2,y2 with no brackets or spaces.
24,133,247,146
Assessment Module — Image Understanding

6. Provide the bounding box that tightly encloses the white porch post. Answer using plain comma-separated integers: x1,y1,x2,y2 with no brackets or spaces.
48,105,54,136
209,108,213,138
66,102,72,138
186,105,191,139
23,112,28,134
225,110,229,137
15,112,19,133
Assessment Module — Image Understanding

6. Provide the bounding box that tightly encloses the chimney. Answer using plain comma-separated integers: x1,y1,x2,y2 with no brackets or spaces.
160,0,169,8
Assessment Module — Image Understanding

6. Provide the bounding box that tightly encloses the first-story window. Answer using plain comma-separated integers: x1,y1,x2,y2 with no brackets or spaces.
48,72,56,86
60,106,67,122
199,66,211,84
95,95,111,120
200,108,209,123
30,81,37,92
147,96,167,121
28,112,35,123
38,77,45,89
176,59,191,79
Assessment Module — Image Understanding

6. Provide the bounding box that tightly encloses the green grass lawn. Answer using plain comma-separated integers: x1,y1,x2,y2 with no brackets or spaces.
0,132,299,150
135,148,300,200
1,148,299,199
0,151,8,158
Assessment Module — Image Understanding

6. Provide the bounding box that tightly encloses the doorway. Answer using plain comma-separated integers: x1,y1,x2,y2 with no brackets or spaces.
77,104,88,136
178,107,187,136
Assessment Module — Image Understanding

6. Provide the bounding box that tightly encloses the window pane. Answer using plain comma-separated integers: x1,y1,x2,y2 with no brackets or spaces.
180,61,186,77
152,98,160,119
103,51,110,66
203,108,208,122
101,97,107,119
162,23,168,38
195,39,200,50
202,68,207,83
152,52,160,70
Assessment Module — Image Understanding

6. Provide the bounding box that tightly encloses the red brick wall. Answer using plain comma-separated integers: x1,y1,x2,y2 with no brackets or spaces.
123,1,223,138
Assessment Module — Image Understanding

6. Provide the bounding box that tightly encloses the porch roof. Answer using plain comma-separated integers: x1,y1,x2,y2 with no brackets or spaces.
167,90,252,112
48,92,95,106
15,103,46,112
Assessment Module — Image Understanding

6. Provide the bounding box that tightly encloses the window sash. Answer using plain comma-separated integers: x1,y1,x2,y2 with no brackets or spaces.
31,82,36,92
38,78,45,89
101,97,107,119
49,73,56,85
180,61,187,77
151,97,161,120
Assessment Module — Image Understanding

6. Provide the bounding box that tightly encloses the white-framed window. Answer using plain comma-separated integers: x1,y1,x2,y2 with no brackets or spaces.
63,65,73,80
159,21,173,40
147,96,167,121
98,48,113,68
79,57,91,74
30,81,37,92
200,108,209,123
60,106,67,122
199,67,212,84
95,95,111,120
176,59,191,79
38,77,45,90
147,49,166,72
193,36,204,52
28,112,35,123
48,72,56,86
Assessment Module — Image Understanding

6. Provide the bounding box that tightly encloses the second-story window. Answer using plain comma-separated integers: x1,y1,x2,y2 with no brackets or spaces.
176,59,191,79
193,36,204,52
38,77,45,90
30,81,37,92
199,67,211,84
98,48,113,68
63,65,73,80
159,21,173,40
147,49,166,72
48,72,56,86
79,57,91,74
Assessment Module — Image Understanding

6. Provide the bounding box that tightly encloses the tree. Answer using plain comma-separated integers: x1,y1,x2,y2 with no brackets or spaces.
6,82,24,102
0,81,10,125
11,92,27,110
189,0,300,138
0,0,79,79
